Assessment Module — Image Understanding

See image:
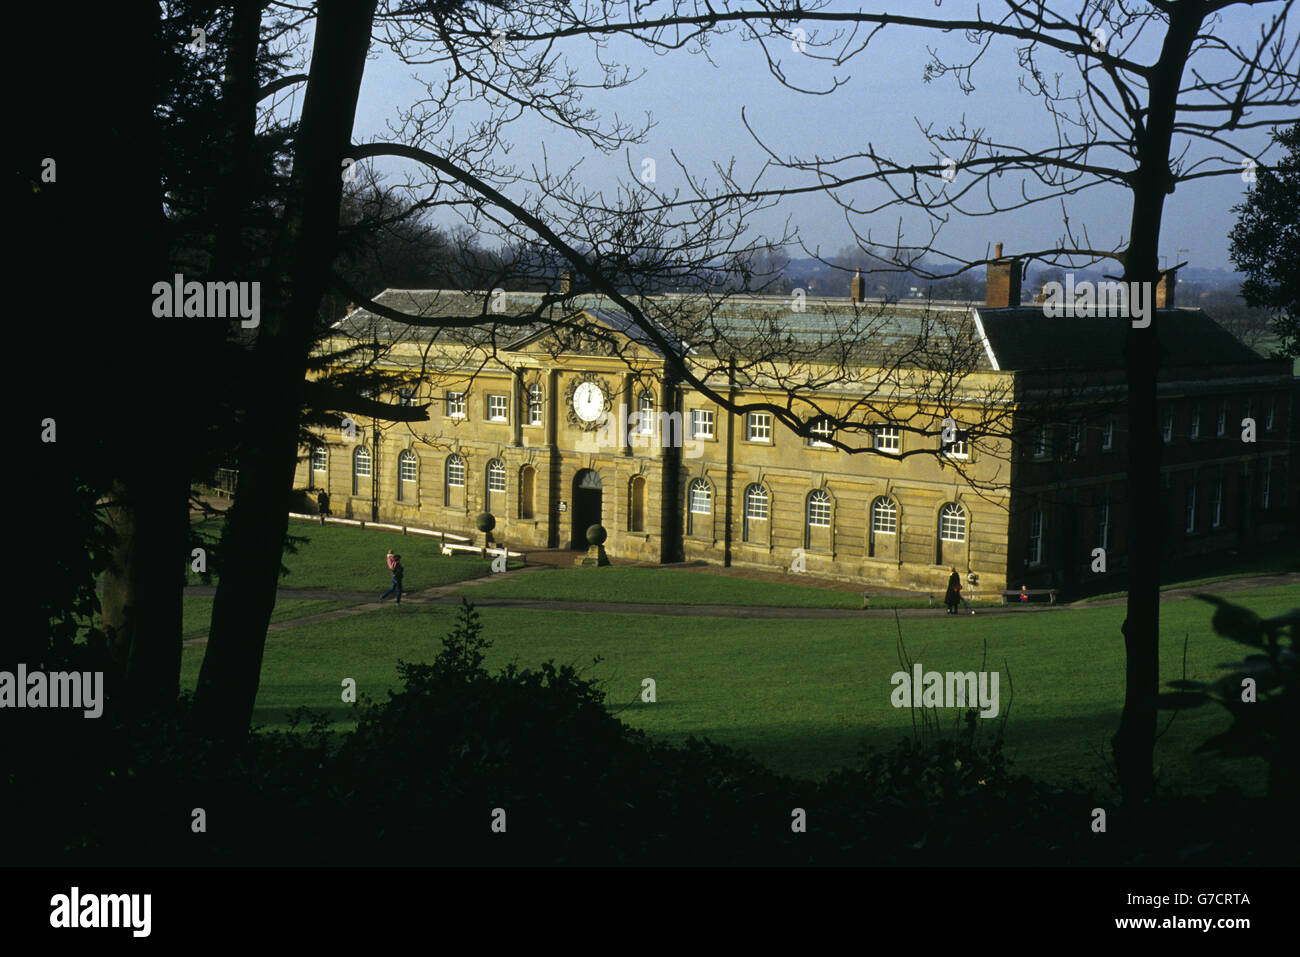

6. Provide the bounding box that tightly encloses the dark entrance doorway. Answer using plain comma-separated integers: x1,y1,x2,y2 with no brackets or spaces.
571,469,603,549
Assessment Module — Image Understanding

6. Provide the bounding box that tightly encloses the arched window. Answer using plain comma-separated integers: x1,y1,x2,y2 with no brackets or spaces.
446,454,466,487
487,459,506,493
939,502,966,542
687,478,711,536
807,489,832,528
445,454,466,508
519,466,536,519
868,495,897,558
399,449,417,482
689,479,711,514
397,449,417,502
629,475,646,532
743,484,768,543
352,446,371,496
871,497,897,534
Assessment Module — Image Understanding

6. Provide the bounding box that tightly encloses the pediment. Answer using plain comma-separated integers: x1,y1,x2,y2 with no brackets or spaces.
504,308,678,361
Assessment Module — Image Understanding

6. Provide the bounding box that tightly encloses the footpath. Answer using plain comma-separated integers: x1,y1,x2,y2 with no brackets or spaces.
178,556,1297,647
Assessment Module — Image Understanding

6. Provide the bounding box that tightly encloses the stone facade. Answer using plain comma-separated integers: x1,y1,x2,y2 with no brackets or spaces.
294,287,1294,599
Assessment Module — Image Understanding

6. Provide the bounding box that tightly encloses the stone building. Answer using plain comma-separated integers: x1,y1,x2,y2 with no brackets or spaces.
295,262,1294,597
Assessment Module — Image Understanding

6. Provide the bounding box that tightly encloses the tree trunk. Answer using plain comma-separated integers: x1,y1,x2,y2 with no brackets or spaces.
100,469,189,715
1112,5,1205,807
194,0,379,740
91,3,186,718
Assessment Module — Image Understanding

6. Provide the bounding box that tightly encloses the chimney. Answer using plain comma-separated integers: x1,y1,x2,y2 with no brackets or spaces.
560,272,572,295
984,242,1021,308
851,268,864,304
1156,268,1176,309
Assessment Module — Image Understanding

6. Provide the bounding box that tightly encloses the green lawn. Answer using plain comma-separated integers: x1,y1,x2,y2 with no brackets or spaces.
185,516,518,592
466,566,962,609
178,583,1294,797
182,595,353,639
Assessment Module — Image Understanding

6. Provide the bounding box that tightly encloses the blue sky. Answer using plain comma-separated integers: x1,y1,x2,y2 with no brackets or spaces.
335,1,1294,273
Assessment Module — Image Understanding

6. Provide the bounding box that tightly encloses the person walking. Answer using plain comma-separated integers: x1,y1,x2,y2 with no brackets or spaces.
944,567,961,615
317,491,331,524
381,554,404,605
386,549,396,572
1019,584,1029,603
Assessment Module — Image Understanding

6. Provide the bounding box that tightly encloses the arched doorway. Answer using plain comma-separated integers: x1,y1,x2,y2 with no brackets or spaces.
571,469,603,549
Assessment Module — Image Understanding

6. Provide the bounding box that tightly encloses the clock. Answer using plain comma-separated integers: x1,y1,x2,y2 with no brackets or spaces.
566,376,609,429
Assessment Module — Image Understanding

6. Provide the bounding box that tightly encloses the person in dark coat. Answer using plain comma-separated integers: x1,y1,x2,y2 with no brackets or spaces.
317,490,331,524
944,568,961,615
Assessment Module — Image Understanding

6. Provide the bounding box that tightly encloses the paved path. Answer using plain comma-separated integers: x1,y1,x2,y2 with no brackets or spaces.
179,568,1297,647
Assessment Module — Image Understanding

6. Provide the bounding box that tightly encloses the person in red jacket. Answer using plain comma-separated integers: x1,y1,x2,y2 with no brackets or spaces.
381,555,404,605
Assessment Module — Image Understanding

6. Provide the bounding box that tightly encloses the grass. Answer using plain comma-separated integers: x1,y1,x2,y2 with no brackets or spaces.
178,582,1295,797
466,566,980,609
1078,543,1299,603
184,516,519,592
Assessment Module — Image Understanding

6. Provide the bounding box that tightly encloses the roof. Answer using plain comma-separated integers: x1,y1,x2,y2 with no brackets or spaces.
976,307,1268,372
329,290,1275,377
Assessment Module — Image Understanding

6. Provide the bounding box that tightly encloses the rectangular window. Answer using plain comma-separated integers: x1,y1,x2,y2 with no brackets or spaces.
1033,426,1049,459
446,392,466,419
1262,461,1271,509
398,387,415,407
527,386,543,426
1163,410,1174,444
1069,424,1081,454
1185,482,1196,533
691,409,715,439
637,393,654,435
1101,419,1114,452
487,394,509,422
747,412,772,442
1190,408,1200,440
943,427,969,459
874,425,901,453
809,419,834,448
1211,480,1222,527
1097,500,1109,551
1217,400,1227,437
1028,510,1043,565
1266,398,1275,431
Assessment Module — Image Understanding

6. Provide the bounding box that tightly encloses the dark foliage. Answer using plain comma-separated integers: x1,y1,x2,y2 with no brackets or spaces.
5,602,1295,865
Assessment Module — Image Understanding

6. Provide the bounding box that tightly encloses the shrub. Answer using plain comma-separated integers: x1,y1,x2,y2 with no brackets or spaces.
1159,595,1298,801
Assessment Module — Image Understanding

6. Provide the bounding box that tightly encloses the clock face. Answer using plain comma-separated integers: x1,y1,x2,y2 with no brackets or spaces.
572,381,606,422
